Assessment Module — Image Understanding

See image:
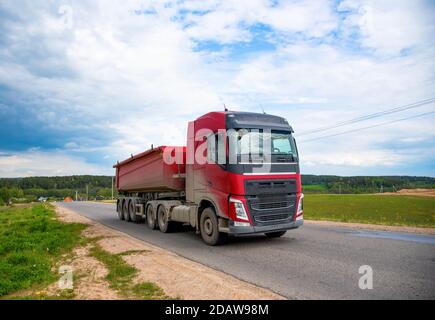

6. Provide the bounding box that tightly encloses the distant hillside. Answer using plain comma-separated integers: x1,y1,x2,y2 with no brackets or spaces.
0,175,112,190
0,176,114,204
301,175,435,193
1,174,434,204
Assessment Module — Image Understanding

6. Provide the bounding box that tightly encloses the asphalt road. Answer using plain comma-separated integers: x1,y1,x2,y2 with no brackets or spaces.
58,202,435,300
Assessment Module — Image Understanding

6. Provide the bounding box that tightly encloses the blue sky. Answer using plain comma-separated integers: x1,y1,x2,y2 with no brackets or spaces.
0,0,434,177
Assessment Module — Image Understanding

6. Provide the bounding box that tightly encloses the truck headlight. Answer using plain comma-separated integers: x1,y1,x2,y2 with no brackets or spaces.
296,193,304,219
230,198,249,221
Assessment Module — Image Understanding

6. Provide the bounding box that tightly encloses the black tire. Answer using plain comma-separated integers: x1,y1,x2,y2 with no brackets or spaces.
134,201,144,223
129,200,139,223
157,205,175,233
265,231,287,238
200,207,227,246
123,199,131,221
117,200,124,220
146,205,157,229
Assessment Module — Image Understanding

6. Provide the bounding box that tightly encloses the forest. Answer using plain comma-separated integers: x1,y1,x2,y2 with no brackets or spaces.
0,175,434,205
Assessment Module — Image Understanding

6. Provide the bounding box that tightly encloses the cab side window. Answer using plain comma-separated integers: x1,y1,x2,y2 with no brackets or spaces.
207,134,217,163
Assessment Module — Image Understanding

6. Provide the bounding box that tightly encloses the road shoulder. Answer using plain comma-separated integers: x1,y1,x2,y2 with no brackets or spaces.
305,219,435,235
54,204,285,300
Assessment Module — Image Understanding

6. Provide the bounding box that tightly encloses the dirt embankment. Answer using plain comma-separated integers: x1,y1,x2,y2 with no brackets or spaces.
54,205,284,300
383,189,435,197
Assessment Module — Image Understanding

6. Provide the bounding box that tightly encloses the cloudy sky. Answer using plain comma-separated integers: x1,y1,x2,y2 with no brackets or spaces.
0,0,434,177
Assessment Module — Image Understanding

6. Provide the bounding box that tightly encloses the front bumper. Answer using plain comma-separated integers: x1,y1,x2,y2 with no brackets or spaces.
227,218,303,235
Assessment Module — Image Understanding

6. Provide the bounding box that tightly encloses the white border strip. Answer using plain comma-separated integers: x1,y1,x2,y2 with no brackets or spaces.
242,172,297,175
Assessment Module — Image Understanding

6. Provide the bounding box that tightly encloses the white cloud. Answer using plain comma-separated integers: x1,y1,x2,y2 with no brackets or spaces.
230,42,435,109
181,0,338,43
0,151,108,177
339,0,435,55
0,0,434,176
303,150,401,167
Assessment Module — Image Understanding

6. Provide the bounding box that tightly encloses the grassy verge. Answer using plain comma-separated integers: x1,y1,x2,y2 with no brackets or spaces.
304,194,435,227
0,204,86,297
90,244,168,299
0,204,168,300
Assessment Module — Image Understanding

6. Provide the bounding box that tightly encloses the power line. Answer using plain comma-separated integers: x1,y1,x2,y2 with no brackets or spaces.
296,97,435,137
298,110,435,144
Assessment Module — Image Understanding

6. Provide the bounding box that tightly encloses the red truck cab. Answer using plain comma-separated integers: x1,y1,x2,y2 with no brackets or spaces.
186,111,303,243
115,110,303,245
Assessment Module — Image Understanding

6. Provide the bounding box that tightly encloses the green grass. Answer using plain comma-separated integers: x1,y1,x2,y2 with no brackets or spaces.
6,289,76,300
302,184,328,193
90,245,137,292
90,245,167,299
132,282,166,300
0,204,168,300
304,194,435,227
0,204,86,297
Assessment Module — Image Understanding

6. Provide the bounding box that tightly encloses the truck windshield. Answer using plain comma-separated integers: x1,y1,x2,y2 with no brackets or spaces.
236,129,297,158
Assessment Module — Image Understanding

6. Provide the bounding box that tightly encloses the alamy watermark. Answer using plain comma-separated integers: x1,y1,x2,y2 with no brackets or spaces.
358,265,373,290
58,265,73,290
162,128,298,174
58,5,74,30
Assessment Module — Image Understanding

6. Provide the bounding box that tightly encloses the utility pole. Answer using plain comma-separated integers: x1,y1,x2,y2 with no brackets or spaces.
75,190,78,202
86,184,89,201
111,176,114,200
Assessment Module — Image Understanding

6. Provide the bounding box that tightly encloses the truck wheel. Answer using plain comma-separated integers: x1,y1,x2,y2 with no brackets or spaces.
123,200,131,221
157,206,174,233
134,200,144,223
128,200,138,223
265,231,287,238
146,205,157,229
117,200,124,220
200,208,227,246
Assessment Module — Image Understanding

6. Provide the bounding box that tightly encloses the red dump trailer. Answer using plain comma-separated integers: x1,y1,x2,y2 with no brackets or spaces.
114,111,303,245
115,146,186,193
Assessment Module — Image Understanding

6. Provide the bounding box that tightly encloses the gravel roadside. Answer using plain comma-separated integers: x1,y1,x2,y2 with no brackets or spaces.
54,204,285,300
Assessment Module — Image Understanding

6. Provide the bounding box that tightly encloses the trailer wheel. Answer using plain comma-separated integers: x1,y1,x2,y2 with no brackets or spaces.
265,231,287,238
157,205,175,233
200,207,227,246
128,200,139,223
146,205,157,229
117,200,124,220
123,199,131,221
134,200,144,223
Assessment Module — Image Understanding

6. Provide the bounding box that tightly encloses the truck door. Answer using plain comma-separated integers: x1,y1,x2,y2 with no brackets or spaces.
192,138,208,202
204,132,229,217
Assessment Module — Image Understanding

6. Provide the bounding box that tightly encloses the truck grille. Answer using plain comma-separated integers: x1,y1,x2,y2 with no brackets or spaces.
246,195,296,227
255,213,292,223
251,201,293,211
245,179,297,195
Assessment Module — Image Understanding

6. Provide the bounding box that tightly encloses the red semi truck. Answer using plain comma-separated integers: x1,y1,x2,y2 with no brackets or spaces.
114,111,303,245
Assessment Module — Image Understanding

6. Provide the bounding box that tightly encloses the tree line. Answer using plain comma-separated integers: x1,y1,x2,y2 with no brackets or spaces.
301,175,435,194
0,176,115,205
0,174,434,205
